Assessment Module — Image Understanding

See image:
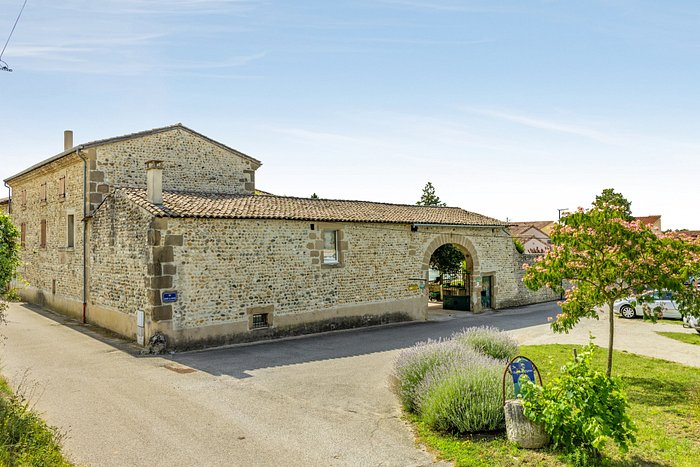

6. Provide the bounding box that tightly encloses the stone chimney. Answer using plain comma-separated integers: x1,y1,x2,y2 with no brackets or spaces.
64,130,73,151
145,160,164,205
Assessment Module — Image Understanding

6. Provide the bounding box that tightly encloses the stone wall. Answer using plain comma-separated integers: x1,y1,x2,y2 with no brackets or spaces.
89,192,152,333
92,128,259,210
506,252,560,307
8,154,86,317
142,220,547,348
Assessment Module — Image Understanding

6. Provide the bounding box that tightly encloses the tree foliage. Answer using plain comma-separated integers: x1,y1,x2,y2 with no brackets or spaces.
310,193,319,199
430,244,464,277
416,182,464,277
523,190,700,376
521,341,636,463
416,182,446,207
0,214,21,314
595,188,632,219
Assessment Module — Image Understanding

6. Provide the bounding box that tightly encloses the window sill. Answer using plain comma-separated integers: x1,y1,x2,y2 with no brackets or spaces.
321,261,343,268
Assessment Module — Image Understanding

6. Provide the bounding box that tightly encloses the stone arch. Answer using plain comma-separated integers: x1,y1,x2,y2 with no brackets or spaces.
421,233,482,312
421,233,480,276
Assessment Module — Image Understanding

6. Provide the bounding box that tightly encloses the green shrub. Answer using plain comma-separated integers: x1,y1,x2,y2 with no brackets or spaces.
513,238,525,254
521,342,636,464
452,326,519,360
416,354,511,433
392,340,477,412
0,390,70,466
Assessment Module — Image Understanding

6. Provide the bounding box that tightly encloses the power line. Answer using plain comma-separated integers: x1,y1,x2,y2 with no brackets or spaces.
1,0,29,72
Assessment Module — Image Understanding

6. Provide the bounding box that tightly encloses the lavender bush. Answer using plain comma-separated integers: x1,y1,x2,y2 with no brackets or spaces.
392,340,479,412
416,354,512,433
452,326,519,361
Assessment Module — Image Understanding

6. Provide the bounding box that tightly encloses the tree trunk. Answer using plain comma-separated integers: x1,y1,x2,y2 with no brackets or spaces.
504,399,549,449
607,300,615,377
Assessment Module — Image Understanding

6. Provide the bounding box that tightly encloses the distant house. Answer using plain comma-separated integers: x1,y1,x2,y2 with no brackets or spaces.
509,224,551,254
0,197,8,215
635,215,662,232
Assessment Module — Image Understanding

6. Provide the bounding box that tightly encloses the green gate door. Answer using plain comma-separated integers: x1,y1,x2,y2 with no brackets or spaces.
442,270,470,311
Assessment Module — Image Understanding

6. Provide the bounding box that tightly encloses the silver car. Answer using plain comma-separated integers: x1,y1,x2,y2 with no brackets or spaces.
613,291,682,319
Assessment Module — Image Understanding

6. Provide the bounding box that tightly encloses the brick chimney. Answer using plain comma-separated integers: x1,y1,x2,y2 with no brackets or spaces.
64,130,73,151
145,160,164,205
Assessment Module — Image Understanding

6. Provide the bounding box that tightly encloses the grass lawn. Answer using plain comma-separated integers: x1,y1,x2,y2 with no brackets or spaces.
657,331,700,346
410,344,700,466
657,318,686,326
0,376,72,466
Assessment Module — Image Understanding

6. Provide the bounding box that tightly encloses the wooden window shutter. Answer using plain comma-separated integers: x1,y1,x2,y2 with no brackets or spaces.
40,219,47,248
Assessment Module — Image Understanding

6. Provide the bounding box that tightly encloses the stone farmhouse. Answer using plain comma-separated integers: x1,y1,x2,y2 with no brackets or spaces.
4,124,552,349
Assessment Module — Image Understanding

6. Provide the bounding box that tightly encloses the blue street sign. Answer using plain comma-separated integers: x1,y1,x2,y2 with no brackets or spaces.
162,291,178,303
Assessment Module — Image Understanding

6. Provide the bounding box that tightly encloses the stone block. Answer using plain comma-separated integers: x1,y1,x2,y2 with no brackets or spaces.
152,246,173,263
151,305,172,321
147,263,162,275
165,235,183,246
147,289,162,306
147,230,161,246
162,264,177,275
151,218,168,230
150,275,172,289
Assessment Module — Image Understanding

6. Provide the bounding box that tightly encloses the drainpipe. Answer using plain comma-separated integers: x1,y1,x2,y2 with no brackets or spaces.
3,181,10,214
76,147,88,323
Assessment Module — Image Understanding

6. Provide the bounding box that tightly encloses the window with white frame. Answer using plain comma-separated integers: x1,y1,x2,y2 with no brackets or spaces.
322,230,339,264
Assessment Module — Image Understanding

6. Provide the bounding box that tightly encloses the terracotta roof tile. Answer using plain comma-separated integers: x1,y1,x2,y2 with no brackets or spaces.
118,188,506,226
635,215,661,225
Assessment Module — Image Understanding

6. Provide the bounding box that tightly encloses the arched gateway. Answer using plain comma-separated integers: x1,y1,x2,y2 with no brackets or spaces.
421,233,483,313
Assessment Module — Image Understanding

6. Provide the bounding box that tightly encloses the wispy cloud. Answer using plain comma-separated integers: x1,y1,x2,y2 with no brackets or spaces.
463,107,625,146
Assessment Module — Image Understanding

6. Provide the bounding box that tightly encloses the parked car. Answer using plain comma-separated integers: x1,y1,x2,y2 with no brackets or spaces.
613,291,682,319
683,315,700,334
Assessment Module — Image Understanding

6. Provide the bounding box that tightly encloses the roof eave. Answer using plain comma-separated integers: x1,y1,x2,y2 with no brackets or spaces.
4,146,83,184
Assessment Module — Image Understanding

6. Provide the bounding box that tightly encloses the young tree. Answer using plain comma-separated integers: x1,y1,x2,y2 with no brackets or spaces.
0,213,20,314
310,193,319,199
416,182,446,207
523,191,700,376
595,188,633,219
416,182,464,279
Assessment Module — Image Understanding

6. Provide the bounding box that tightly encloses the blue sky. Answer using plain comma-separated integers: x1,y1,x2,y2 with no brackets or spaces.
2,0,699,229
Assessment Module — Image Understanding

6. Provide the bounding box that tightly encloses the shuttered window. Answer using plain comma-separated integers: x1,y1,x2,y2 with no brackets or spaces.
40,219,47,248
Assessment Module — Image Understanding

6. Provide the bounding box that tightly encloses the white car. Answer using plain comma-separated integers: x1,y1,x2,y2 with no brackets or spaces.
683,315,700,334
613,291,682,319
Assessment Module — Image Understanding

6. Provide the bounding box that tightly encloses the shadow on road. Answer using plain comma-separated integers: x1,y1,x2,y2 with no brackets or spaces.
14,300,559,379
166,302,560,379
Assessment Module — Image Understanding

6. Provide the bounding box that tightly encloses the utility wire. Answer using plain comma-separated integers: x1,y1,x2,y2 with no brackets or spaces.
1,0,29,72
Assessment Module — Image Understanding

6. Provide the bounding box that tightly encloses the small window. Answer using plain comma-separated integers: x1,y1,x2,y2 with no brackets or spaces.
58,176,66,199
40,183,47,203
322,230,339,264
252,313,269,329
20,189,27,207
40,219,47,248
20,223,26,248
67,214,75,248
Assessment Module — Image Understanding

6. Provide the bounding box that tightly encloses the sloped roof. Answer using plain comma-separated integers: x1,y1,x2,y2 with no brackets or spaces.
514,220,555,231
5,123,261,183
635,215,661,226
118,188,506,225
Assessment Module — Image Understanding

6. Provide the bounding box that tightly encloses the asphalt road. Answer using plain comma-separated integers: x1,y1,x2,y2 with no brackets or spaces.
0,301,559,466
